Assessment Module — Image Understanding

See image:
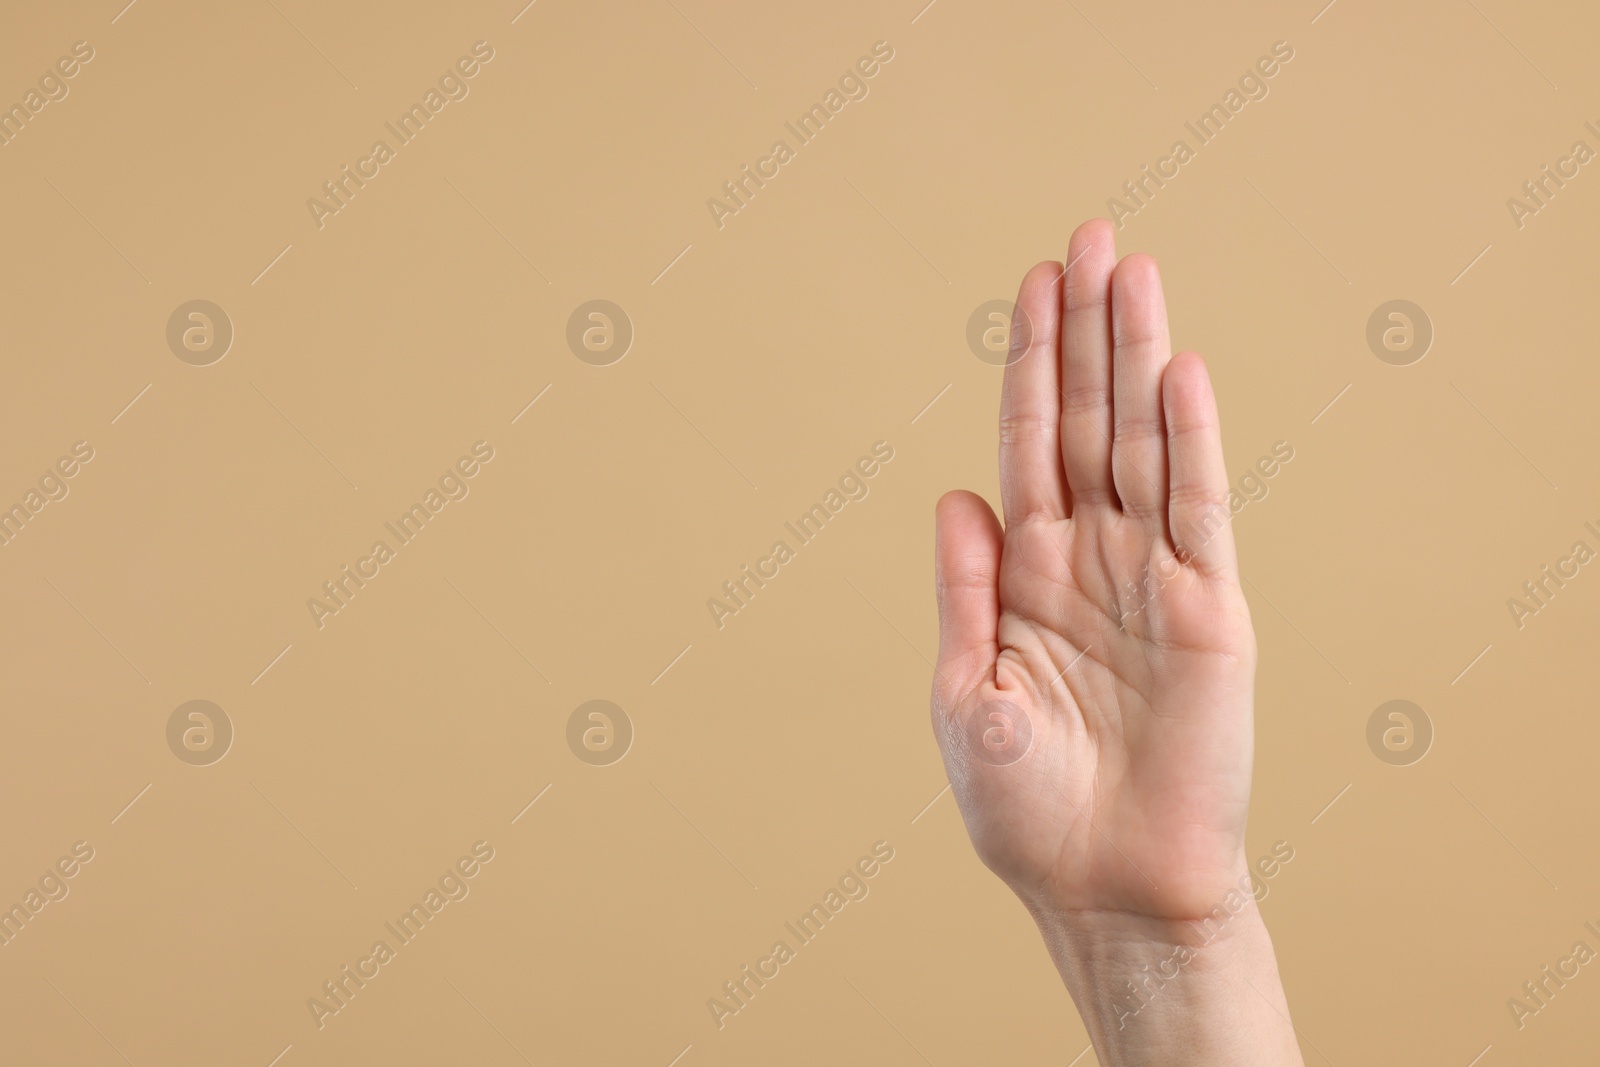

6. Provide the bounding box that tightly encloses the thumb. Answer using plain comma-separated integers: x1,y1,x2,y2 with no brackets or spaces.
933,490,1003,702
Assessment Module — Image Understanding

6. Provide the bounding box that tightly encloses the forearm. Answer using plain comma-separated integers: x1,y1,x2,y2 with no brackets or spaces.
1028,899,1304,1067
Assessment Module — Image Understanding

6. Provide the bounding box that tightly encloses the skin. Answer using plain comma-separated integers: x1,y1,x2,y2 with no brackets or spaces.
930,220,1304,1065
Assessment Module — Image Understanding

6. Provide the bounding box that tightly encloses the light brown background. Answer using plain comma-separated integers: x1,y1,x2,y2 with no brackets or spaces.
1,0,1596,1064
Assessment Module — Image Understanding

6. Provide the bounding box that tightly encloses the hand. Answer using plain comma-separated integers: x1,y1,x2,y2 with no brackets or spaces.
931,220,1302,1065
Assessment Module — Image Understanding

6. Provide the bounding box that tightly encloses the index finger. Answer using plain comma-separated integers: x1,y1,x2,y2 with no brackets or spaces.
998,261,1067,526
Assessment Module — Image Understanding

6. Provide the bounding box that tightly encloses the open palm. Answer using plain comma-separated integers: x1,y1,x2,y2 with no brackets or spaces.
932,220,1257,925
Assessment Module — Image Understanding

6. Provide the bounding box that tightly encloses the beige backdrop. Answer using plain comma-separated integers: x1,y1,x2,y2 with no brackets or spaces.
1,0,1596,1064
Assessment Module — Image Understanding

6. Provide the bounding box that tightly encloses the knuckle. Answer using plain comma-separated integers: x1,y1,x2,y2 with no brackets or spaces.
1061,382,1109,413
999,413,1056,445
1167,482,1228,511
1112,416,1165,445
1120,497,1165,521
1064,282,1109,313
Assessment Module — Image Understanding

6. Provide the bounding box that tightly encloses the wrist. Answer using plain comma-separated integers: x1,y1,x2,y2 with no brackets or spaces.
1025,892,1304,1067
